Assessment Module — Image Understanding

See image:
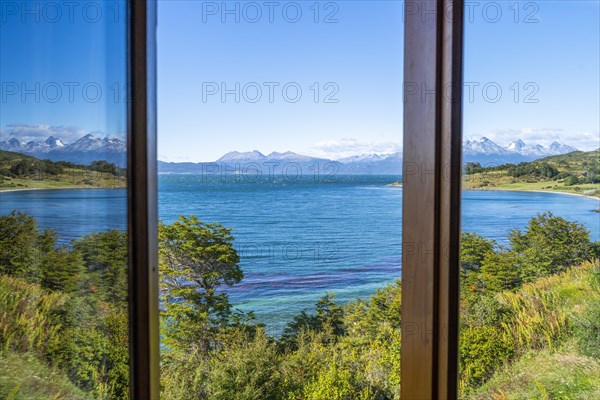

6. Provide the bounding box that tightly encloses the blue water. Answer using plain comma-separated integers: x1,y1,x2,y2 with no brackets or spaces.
1,175,599,329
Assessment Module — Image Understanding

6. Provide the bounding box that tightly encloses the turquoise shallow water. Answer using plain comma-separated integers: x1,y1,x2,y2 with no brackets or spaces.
1,175,598,329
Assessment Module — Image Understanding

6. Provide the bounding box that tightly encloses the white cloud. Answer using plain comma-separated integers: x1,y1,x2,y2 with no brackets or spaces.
466,128,599,151
158,154,194,162
0,124,123,144
307,138,402,159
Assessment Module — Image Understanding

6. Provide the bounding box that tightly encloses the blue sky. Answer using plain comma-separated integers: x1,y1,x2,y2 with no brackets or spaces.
1,1,598,161
0,0,127,143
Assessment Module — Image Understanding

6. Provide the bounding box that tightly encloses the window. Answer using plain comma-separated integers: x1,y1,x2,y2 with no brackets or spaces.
460,2,600,398
0,1,130,398
0,1,477,398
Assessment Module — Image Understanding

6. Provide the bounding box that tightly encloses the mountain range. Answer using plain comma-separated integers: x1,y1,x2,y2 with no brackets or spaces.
0,134,126,165
463,137,577,165
0,134,579,173
160,138,578,175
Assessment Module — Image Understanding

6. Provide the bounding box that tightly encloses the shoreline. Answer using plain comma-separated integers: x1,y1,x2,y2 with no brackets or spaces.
390,180,599,200
0,186,124,194
2,183,598,201
464,187,600,201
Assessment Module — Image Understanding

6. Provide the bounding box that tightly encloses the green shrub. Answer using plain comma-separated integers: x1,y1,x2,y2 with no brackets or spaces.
206,329,283,400
460,325,514,387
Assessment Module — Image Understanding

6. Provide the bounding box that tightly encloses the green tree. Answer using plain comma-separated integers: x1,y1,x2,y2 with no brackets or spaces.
41,247,85,292
0,211,55,283
280,310,320,351
461,232,495,273
207,328,283,400
159,215,242,353
9,159,36,176
509,212,592,278
74,230,128,305
477,251,523,293
564,175,580,186
280,293,345,351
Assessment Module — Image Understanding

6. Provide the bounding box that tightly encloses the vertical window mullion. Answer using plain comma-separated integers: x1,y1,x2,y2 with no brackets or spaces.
401,1,464,398
127,1,160,399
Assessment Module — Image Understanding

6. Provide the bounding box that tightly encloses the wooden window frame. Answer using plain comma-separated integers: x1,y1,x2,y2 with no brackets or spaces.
126,1,464,398
127,0,160,399
401,1,464,399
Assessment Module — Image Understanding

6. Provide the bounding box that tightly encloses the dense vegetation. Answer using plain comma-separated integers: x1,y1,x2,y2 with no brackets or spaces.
0,150,125,190
0,211,598,399
464,149,600,197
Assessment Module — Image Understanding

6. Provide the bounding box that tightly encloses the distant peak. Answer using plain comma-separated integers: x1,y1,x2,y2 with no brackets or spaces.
507,139,527,150
217,150,266,162
45,135,63,143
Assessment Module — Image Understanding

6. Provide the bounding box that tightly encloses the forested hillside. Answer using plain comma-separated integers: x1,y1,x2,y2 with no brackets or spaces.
0,150,125,190
464,150,600,198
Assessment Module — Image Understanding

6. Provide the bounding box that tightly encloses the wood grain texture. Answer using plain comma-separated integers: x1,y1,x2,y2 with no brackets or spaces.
127,1,160,398
401,1,463,398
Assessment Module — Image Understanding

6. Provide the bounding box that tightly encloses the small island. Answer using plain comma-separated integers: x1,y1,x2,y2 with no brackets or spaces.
0,150,126,192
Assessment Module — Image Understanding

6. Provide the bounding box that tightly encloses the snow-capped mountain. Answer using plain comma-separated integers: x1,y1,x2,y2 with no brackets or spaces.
21,136,66,154
0,134,126,165
218,150,324,163
547,141,577,155
338,153,389,163
505,139,577,157
267,151,316,162
463,137,578,165
463,137,510,156
158,137,579,175
2,133,578,172
217,150,267,162
1,138,24,153
159,151,404,175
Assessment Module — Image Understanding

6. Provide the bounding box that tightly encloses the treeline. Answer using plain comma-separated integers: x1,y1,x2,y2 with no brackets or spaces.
0,151,124,180
0,212,598,399
465,155,600,186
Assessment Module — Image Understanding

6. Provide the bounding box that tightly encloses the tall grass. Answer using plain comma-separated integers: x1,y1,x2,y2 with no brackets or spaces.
461,260,600,398
0,275,66,355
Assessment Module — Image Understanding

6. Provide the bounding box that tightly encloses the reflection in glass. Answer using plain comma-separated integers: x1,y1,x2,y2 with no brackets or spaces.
460,2,600,398
0,1,129,398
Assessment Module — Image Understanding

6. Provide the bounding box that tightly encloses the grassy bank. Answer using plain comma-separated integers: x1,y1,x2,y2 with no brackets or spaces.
463,171,599,198
0,351,88,400
0,150,125,191
464,260,600,399
463,150,600,198
469,341,600,400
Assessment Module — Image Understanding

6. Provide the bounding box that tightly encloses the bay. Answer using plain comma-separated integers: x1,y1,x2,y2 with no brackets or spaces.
1,175,598,330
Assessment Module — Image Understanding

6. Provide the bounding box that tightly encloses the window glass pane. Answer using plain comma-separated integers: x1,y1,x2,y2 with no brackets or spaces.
460,2,600,397
0,1,129,398
158,1,404,397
